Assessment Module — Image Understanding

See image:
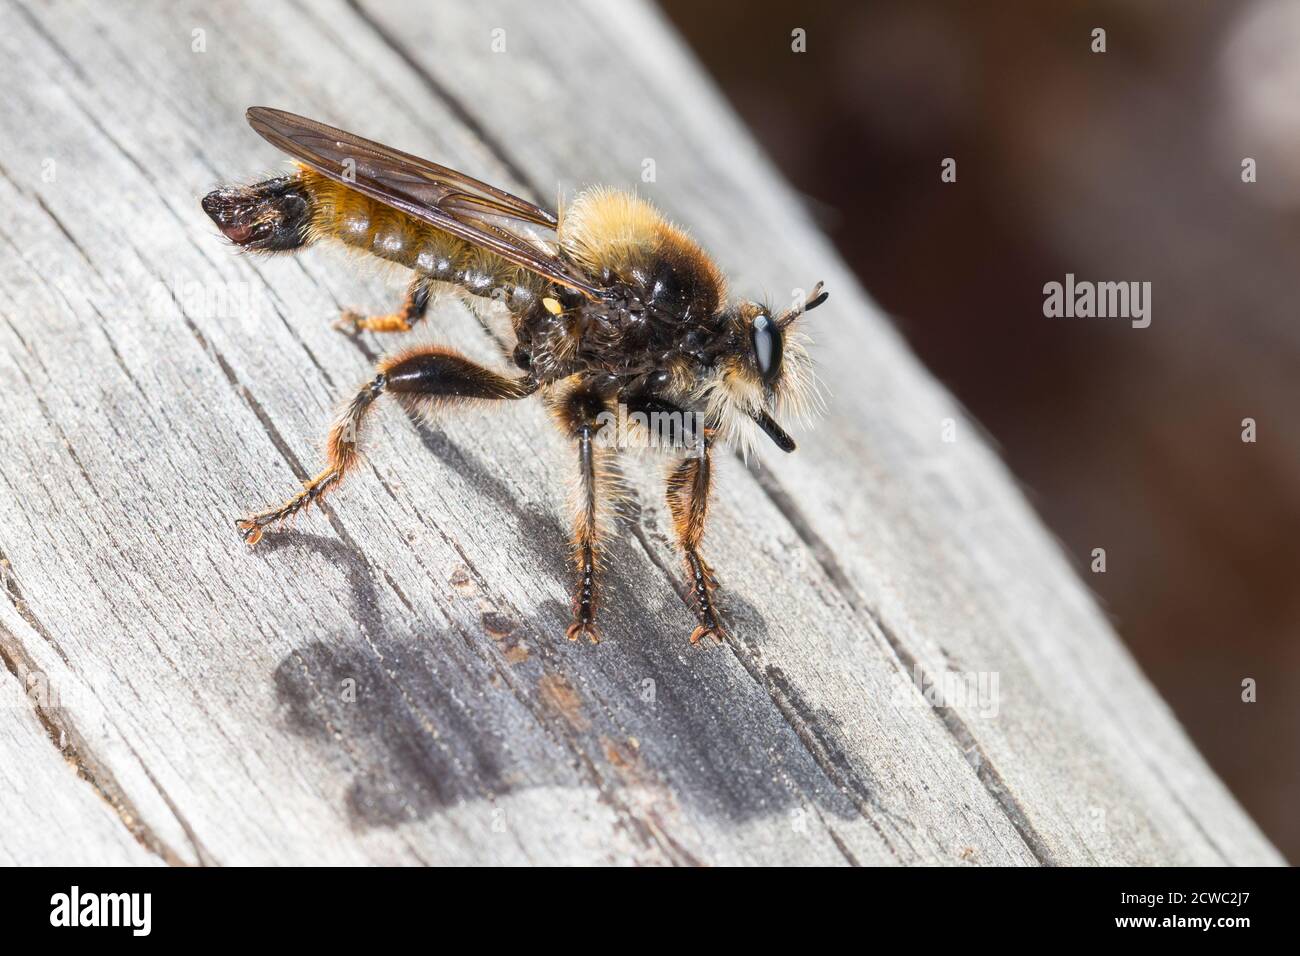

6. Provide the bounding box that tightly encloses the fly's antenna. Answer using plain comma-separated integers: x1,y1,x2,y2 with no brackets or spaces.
778,281,828,329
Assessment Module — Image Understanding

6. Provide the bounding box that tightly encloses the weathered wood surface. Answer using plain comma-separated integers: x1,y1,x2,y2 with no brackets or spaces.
0,0,1280,865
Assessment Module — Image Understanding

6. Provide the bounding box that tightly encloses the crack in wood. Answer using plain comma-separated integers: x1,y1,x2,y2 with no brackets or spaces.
749,468,1060,865
0,567,188,865
339,0,548,199
626,521,903,859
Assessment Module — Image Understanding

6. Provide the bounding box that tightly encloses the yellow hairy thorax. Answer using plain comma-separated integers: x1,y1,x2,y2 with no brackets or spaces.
558,188,727,305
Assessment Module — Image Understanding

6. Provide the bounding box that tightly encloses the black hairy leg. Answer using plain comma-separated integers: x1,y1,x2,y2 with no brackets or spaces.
335,276,434,334
236,347,533,543
552,388,618,644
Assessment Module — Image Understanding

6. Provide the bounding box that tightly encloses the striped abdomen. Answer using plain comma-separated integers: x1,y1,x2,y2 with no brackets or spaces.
300,167,544,304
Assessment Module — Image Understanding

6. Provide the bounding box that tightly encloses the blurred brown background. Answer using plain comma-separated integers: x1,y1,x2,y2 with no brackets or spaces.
660,0,1300,860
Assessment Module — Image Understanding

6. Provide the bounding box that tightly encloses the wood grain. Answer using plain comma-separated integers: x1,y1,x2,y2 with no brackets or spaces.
0,0,1280,865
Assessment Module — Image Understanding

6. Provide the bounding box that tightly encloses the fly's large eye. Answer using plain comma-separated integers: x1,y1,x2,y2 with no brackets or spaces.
751,313,783,385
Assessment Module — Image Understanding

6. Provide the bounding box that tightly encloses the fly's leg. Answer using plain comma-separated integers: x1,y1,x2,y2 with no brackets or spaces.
335,277,433,334
623,394,725,645
666,436,725,644
553,389,618,644
236,346,532,543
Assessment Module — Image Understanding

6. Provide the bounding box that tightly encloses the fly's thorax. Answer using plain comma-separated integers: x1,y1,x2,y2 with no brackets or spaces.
560,187,727,321
519,229,730,388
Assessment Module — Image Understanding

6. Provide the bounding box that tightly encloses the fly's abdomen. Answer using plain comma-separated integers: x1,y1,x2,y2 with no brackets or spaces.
201,175,313,253
301,166,543,307
303,166,417,264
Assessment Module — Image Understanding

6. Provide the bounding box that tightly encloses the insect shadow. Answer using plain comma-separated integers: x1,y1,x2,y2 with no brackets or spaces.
264,527,868,839
263,533,518,827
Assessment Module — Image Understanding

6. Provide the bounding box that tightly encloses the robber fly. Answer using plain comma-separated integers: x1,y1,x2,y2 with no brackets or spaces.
203,108,827,644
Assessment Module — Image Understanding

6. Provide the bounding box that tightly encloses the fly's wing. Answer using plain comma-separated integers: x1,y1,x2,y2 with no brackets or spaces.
246,107,604,299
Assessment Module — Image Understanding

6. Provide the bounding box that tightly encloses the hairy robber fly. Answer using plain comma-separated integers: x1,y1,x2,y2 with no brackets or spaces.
203,108,827,644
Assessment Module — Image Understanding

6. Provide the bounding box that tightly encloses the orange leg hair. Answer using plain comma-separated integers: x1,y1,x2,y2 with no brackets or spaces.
666,436,725,643
236,346,532,543
334,277,433,334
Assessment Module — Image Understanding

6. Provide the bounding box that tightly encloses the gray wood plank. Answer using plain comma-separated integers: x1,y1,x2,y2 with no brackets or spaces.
0,610,161,866
0,0,1279,865
368,0,1283,865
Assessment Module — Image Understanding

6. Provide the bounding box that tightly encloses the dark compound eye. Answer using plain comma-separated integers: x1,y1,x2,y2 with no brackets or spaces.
750,313,783,385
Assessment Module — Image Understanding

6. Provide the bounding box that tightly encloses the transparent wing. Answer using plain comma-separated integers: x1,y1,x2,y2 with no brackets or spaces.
246,107,603,299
